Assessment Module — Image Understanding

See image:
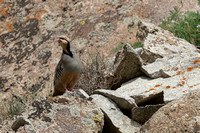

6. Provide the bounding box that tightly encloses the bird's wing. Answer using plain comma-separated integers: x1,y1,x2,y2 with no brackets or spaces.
54,61,64,86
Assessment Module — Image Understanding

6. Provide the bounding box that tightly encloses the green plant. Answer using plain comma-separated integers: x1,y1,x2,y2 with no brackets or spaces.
0,91,39,124
132,42,142,48
0,96,24,123
112,42,142,52
160,7,200,46
112,44,125,51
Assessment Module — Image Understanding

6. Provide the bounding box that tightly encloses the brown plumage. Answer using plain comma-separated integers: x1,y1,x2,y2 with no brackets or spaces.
53,36,82,96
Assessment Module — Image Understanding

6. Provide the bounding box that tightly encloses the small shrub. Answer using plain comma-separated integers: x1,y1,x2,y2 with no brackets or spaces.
160,7,200,46
0,92,38,124
75,51,109,95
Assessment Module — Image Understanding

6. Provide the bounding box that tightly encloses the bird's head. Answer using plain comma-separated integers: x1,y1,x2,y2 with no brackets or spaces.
57,36,72,56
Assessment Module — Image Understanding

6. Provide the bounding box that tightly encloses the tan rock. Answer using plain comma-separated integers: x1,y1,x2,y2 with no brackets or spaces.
140,89,200,132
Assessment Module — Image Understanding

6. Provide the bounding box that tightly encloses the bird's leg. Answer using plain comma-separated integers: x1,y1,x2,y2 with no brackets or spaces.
65,88,71,91
65,88,78,92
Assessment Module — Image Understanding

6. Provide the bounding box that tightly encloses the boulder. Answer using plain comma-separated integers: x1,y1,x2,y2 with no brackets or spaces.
136,21,200,64
140,89,200,132
94,89,137,110
91,94,141,133
108,43,144,90
0,92,104,133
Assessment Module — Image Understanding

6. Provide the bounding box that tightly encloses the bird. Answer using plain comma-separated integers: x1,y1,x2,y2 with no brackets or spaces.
53,36,82,96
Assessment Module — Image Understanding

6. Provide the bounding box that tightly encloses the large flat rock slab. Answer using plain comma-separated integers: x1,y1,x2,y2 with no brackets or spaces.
117,66,200,103
94,89,137,110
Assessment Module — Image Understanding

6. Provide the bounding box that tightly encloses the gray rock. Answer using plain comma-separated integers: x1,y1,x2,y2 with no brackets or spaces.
141,56,200,78
117,64,200,103
140,89,200,132
94,89,137,110
136,21,200,64
11,117,32,132
91,94,141,133
132,91,164,106
64,89,90,99
131,104,164,124
108,43,144,90
1,94,104,133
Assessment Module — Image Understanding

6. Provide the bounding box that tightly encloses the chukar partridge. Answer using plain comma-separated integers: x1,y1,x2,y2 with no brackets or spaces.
53,36,82,96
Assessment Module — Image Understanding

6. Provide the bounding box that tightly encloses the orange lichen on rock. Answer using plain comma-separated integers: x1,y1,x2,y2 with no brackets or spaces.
172,87,176,88
154,84,161,88
22,9,48,24
177,71,184,75
193,60,200,64
189,86,193,88
177,84,183,87
149,88,155,91
182,76,187,80
194,83,200,86
145,90,148,93
166,85,170,89
172,67,178,71
182,90,187,93
97,7,105,12
181,81,185,85
187,67,193,72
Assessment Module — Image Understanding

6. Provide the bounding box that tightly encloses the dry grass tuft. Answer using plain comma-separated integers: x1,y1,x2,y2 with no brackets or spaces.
75,48,111,95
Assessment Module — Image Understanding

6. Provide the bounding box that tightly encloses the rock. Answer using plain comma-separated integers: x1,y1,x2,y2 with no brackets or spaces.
134,0,200,25
0,0,141,102
11,117,32,132
131,104,164,124
108,43,144,90
136,21,200,64
64,89,90,99
142,56,200,78
94,89,137,110
115,21,200,104
117,62,200,103
140,89,200,132
91,94,141,133
132,91,164,106
1,93,104,132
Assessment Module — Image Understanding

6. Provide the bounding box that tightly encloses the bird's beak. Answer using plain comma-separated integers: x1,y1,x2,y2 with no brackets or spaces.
57,38,61,43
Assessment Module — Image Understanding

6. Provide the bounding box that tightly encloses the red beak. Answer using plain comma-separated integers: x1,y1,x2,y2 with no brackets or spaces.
57,38,61,43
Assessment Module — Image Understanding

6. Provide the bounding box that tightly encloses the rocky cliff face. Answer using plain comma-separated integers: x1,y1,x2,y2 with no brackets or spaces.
0,0,140,100
1,0,200,133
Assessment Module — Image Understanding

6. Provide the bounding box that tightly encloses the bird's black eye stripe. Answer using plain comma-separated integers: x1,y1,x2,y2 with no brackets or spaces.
59,37,67,41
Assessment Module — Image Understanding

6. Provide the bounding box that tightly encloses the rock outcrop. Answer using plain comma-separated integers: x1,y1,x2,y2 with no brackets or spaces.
140,89,200,132
134,0,200,24
0,0,141,100
1,0,200,132
0,91,104,133
92,21,200,132
108,44,144,90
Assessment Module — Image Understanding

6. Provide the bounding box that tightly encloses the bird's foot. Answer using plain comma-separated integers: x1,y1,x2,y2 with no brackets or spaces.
48,97,54,100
